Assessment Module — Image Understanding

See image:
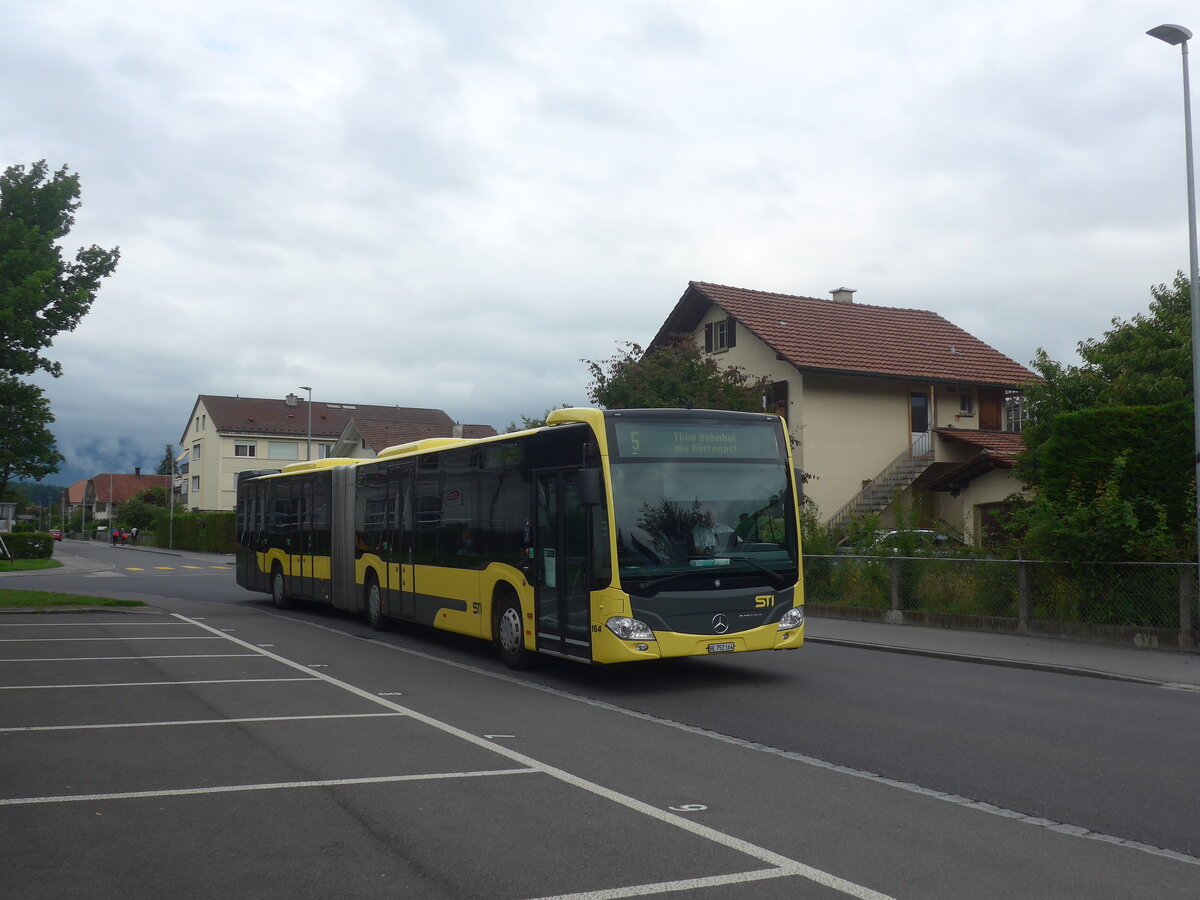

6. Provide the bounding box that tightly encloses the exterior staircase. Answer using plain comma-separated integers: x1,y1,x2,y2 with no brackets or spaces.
825,431,935,533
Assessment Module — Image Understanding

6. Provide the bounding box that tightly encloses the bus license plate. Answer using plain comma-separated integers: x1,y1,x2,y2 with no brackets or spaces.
707,642,735,654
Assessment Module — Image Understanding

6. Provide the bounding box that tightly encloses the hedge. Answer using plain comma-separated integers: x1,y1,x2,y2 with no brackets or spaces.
153,512,236,553
2,533,54,559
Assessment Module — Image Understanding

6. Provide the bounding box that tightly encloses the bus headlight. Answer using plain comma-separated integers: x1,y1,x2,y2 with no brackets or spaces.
606,617,655,641
777,606,805,630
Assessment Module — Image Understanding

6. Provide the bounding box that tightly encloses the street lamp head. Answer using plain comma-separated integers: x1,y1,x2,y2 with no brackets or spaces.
298,385,312,393
1148,24,1192,46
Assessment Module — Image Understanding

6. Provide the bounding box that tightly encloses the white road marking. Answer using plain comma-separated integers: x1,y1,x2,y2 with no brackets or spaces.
282,613,1200,870
0,636,222,642
0,769,537,806
528,867,791,900
0,677,317,690
172,614,896,900
0,713,405,733
0,622,192,627
0,654,259,662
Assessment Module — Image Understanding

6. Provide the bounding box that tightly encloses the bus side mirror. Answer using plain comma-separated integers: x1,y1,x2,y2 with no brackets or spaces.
579,468,601,507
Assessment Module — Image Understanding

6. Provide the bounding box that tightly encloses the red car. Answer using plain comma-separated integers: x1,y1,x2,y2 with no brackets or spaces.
49,529,62,541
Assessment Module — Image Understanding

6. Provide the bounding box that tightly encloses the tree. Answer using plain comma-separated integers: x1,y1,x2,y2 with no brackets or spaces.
0,375,64,502
584,338,768,412
1,160,120,378
1013,273,1195,560
156,444,176,476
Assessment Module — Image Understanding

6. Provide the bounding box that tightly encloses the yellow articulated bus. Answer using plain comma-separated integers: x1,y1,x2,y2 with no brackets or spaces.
235,407,804,667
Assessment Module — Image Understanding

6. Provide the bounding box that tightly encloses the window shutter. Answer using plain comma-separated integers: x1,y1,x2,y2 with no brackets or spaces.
726,317,736,348
704,323,714,352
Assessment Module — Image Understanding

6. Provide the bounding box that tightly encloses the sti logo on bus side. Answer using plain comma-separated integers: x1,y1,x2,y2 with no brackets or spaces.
755,595,775,608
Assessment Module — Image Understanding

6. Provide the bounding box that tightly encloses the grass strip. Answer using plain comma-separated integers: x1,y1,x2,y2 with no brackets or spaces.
0,559,64,573
0,590,146,608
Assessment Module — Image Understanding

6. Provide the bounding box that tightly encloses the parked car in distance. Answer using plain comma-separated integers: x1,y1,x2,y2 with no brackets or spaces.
49,528,62,541
838,529,964,555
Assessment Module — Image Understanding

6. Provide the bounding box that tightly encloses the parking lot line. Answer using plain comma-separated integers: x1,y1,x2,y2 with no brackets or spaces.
0,712,406,733
0,654,260,662
0,768,539,807
0,677,318,690
0,636,224,642
170,613,895,900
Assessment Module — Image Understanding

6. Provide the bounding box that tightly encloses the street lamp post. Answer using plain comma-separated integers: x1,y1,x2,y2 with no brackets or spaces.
1148,23,1200,645
299,386,313,460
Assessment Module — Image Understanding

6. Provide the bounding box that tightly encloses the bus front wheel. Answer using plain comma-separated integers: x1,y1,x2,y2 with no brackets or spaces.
496,594,535,670
271,567,292,610
365,578,388,631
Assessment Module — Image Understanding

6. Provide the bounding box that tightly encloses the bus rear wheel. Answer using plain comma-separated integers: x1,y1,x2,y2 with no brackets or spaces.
365,578,388,631
496,594,535,670
271,567,292,610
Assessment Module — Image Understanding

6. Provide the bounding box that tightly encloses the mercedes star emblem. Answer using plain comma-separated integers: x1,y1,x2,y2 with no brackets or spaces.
712,614,729,634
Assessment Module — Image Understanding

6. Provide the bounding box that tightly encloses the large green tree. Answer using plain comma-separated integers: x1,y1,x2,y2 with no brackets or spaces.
0,375,65,501
584,338,768,412
1,160,120,378
1014,273,1194,560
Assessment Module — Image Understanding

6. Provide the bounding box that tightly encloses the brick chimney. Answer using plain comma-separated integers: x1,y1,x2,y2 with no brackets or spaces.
134,467,141,477
830,286,856,303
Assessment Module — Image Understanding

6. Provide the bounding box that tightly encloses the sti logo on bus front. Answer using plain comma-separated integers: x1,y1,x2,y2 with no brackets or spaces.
755,594,775,608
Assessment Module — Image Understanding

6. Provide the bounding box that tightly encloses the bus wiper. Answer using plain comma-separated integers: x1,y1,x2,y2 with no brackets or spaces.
629,570,697,596
722,556,792,589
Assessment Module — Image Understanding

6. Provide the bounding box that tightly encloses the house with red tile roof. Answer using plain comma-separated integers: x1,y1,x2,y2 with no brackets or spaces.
179,394,491,511
82,471,172,522
649,282,1038,543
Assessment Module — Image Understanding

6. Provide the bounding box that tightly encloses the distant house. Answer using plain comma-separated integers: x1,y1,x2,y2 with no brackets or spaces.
650,282,1037,544
82,471,172,523
179,394,494,511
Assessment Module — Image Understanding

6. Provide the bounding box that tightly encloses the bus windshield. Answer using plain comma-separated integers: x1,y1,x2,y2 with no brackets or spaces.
607,417,798,587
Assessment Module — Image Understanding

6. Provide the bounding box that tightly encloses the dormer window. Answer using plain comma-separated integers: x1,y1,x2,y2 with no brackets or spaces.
704,317,737,352
960,391,975,416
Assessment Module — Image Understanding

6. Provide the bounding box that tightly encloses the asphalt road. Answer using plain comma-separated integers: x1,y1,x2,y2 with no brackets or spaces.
1,543,1196,898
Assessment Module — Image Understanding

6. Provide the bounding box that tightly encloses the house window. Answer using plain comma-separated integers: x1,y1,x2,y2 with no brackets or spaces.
235,441,257,457
959,391,975,416
268,441,300,460
318,443,334,459
192,442,201,460
704,317,737,352
191,476,200,492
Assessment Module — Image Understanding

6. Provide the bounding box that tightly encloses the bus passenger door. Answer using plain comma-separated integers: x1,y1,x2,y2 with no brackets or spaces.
534,469,592,660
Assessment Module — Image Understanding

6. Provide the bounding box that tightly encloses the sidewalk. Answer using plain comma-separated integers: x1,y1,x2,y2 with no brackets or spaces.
806,615,1200,688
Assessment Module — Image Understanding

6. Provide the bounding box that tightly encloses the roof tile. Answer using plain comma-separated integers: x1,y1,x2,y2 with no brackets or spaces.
668,282,1036,388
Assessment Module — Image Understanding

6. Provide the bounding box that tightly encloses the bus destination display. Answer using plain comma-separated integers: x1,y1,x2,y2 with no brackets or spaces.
613,421,781,459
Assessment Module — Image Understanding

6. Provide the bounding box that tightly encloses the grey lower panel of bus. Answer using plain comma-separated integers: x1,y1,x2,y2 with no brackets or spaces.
385,590,469,628
330,465,358,611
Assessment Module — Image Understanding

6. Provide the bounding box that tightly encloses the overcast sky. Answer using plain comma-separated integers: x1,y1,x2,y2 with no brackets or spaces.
3,0,1196,486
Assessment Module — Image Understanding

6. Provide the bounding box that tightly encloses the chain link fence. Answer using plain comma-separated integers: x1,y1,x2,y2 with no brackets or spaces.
804,554,1199,638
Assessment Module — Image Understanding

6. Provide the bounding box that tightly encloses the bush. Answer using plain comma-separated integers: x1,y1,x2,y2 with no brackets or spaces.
2,532,54,559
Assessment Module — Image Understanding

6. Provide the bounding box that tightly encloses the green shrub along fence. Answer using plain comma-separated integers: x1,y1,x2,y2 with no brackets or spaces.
0,533,55,559
805,554,1199,648
152,512,236,554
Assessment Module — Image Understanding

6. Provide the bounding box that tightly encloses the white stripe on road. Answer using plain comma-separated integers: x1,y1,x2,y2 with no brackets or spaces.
0,636,223,642
0,768,538,806
0,654,259,662
0,677,317,690
170,613,896,900
0,713,405,733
